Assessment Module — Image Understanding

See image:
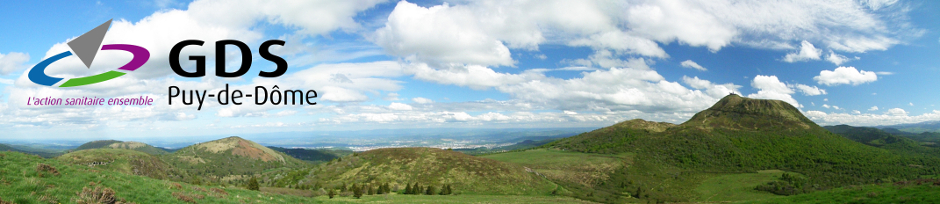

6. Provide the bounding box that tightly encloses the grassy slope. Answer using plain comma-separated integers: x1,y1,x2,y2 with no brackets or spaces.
694,170,790,202
0,151,321,204
481,149,628,191
74,140,169,155
303,147,558,196
4,150,597,204
755,179,940,204
57,148,182,180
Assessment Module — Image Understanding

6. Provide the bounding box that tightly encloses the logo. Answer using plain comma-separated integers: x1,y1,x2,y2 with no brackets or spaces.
28,19,150,87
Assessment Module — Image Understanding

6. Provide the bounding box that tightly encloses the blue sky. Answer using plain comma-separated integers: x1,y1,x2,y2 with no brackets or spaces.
1,0,939,140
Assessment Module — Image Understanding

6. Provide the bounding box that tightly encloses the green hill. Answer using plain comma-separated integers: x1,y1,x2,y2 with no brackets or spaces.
74,140,169,155
162,136,309,184
74,140,123,150
0,143,14,151
0,143,63,158
542,94,940,202
288,147,558,196
57,148,182,180
0,150,332,203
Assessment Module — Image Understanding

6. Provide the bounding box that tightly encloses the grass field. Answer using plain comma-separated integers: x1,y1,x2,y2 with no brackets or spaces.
694,170,789,202
312,194,598,203
750,178,940,204
481,148,630,188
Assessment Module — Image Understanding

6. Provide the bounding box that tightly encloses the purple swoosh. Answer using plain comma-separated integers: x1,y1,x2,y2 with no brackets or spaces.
101,44,150,71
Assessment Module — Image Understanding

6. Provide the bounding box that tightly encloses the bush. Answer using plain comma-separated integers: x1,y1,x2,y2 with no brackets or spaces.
74,186,116,204
36,163,60,176
247,177,260,191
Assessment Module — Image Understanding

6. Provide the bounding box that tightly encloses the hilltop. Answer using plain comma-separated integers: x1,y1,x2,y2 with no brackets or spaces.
74,140,169,155
162,136,309,183
276,147,558,196
683,94,816,130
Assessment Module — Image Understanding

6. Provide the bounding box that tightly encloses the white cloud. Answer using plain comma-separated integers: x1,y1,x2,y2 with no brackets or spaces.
887,108,907,116
0,52,29,75
863,0,899,11
384,92,400,101
681,76,741,99
412,97,434,104
388,102,413,111
910,102,914,106
783,41,822,62
680,60,706,71
869,106,879,111
876,71,894,75
823,104,830,109
568,31,668,58
833,105,841,110
804,109,940,127
790,84,826,96
372,1,515,67
852,110,861,114
747,75,799,107
814,66,878,86
825,51,856,65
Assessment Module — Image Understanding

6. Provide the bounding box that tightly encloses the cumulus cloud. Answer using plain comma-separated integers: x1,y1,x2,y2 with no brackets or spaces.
804,108,940,126
825,51,856,65
681,76,741,98
412,97,434,104
375,0,913,70
822,104,830,109
388,102,413,111
790,84,826,96
869,106,879,111
747,75,800,107
783,41,822,62
814,66,878,86
0,52,29,75
568,31,668,58
680,60,706,71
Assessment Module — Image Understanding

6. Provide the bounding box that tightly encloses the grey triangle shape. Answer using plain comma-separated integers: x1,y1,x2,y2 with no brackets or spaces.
68,19,112,68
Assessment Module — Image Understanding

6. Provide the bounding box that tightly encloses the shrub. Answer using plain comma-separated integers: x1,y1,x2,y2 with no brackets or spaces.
247,177,260,191
36,163,60,176
172,192,196,203
74,186,116,204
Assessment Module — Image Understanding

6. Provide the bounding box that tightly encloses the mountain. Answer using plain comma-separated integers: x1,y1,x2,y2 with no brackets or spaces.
162,136,309,182
825,125,939,156
74,140,122,150
543,94,940,202
0,143,63,158
57,148,182,180
0,143,14,151
877,120,940,133
74,140,169,155
276,147,557,195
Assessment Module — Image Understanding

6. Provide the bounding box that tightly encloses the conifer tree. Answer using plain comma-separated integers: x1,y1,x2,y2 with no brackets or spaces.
426,185,436,195
353,183,363,198
405,183,412,194
247,177,260,191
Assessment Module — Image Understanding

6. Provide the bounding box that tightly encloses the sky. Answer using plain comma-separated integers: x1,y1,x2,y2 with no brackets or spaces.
0,0,939,140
